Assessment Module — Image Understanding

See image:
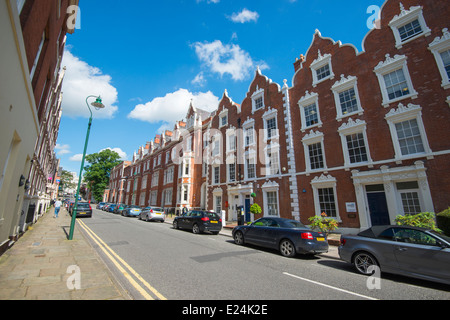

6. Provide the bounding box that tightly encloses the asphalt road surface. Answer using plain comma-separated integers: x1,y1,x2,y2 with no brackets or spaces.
77,208,450,300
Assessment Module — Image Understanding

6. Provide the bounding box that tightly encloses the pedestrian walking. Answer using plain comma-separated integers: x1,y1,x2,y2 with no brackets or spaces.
54,199,62,218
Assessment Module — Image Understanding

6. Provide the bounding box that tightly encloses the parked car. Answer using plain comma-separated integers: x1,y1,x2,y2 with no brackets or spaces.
173,210,222,235
69,202,93,218
107,204,117,213
338,225,450,285
232,217,328,258
96,202,106,210
139,207,166,222
122,205,142,217
114,204,127,215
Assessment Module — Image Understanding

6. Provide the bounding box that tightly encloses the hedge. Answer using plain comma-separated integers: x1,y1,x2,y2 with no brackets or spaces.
437,208,450,237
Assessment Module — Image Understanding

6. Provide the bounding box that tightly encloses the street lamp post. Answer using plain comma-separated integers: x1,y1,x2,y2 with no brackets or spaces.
68,95,105,241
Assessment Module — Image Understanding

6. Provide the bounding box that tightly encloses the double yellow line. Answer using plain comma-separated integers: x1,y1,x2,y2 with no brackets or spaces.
77,219,167,300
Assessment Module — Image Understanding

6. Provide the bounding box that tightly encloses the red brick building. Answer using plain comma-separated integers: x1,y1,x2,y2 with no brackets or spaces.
0,0,79,255
21,0,79,227
107,0,449,233
289,0,450,233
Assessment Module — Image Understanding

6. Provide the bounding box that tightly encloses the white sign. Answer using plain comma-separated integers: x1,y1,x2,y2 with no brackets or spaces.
346,202,357,213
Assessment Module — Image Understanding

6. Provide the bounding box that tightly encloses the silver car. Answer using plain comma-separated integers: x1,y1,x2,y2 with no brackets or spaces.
339,225,450,285
139,207,166,222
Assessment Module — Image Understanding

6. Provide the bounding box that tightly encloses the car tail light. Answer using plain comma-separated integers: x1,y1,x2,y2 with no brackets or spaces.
150,209,153,213
340,238,346,246
201,217,210,222
301,232,314,240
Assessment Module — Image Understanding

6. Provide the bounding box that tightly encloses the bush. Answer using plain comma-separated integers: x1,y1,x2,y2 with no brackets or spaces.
308,212,339,236
394,212,442,233
437,208,450,237
250,203,262,215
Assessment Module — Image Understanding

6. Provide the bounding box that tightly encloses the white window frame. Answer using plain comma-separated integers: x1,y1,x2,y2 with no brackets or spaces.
428,28,450,89
213,189,223,215
310,50,335,87
30,31,46,80
141,175,148,190
212,165,220,185
261,104,278,142
226,129,236,153
302,130,327,174
331,75,364,121
385,103,432,162
374,54,418,107
227,163,236,183
389,4,431,49
395,181,424,216
244,150,257,181
261,181,280,218
338,118,373,168
151,171,159,187
298,91,322,132
251,87,265,114
219,109,228,128
311,174,341,221
264,144,280,177
243,118,256,147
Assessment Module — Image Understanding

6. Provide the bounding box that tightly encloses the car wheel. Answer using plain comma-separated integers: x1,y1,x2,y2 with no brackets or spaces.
234,231,244,245
192,224,200,234
173,220,179,229
279,239,296,258
353,252,379,275
146,215,150,222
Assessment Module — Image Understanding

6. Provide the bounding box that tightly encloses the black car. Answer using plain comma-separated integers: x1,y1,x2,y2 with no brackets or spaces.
232,217,329,258
173,210,222,235
70,202,93,218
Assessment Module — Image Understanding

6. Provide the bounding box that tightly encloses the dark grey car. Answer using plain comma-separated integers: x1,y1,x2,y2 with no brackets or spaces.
232,217,329,258
339,225,450,285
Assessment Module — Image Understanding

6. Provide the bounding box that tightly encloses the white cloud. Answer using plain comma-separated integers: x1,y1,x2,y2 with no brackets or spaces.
69,147,128,162
69,154,83,162
196,0,220,3
61,50,119,119
128,89,219,129
193,40,268,81
55,144,71,155
229,9,259,23
101,148,128,161
191,72,206,86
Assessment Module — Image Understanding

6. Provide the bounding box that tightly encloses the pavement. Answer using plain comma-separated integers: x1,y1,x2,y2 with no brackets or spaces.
0,208,131,300
0,208,341,300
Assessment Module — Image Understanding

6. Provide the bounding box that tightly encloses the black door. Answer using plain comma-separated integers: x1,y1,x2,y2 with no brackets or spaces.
245,199,251,222
367,191,390,226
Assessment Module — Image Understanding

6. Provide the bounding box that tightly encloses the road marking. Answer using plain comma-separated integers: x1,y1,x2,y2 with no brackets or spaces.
77,219,167,300
283,272,379,300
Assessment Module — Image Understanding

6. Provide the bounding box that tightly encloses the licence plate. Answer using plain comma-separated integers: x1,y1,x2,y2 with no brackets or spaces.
210,221,218,224
154,213,161,215
80,212,86,215
317,237,325,242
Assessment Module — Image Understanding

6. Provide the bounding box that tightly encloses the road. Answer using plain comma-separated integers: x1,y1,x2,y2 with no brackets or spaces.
77,208,450,300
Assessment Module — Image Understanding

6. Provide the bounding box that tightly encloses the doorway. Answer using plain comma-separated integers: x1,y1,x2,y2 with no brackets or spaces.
366,185,390,226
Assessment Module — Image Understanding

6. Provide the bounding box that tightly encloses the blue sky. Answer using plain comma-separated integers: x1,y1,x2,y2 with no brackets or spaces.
57,0,385,174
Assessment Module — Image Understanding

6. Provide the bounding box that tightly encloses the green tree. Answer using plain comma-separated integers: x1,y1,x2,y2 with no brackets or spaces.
83,149,121,202
59,170,76,193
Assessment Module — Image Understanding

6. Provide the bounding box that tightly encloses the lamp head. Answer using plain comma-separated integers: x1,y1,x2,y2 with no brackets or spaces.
91,96,105,110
